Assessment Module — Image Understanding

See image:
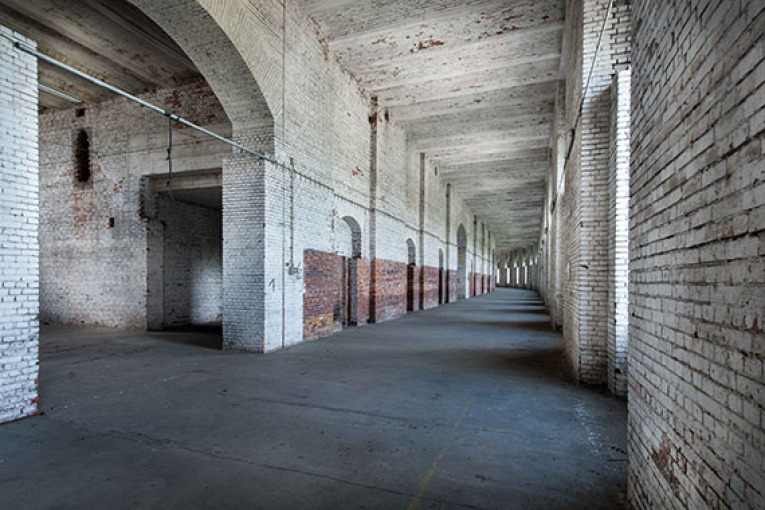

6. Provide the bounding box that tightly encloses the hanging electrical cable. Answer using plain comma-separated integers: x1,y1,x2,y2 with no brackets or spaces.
0,30,342,197
555,0,614,200
0,32,277,161
166,115,176,202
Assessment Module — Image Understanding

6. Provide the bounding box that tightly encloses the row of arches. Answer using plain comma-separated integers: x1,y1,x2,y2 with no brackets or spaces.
325,217,492,336
495,250,538,289
405,241,448,311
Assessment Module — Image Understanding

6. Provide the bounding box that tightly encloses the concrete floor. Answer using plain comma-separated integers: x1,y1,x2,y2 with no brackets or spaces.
0,289,627,509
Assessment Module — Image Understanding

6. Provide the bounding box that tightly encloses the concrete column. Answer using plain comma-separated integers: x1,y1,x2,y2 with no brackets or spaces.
0,27,39,424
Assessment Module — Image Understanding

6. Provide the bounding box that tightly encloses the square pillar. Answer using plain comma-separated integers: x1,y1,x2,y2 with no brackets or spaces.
221,153,267,351
0,27,39,423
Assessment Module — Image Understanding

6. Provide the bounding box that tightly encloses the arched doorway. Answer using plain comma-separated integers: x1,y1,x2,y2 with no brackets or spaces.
457,225,467,299
406,239,416,312
125,0,275,351
338,216,362,327
438,249,444,304
22,0,276,353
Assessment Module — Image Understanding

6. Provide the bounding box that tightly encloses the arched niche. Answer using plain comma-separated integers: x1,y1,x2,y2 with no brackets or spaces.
457,224,468,300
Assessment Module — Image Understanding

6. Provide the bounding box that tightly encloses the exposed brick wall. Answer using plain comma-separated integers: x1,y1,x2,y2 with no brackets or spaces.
560,0,584,377
559,0,631,385
222,152,271,352
549,81,566,330
39,80,228,330
0,26,39,424
372,259,407,322
571,0,613,384
303,250,373,339
355,258,370,325
180,0,499,351
407,265,421,312
29,0,495,356
447,270,458,303
628,1,764,508
304,252,467,339
421,266,439,310
154,194,222,328
303,250,341,340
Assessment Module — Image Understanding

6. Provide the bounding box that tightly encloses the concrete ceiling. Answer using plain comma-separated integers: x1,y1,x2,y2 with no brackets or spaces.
298,0,564,251
1,0,562,251
0,0,201,111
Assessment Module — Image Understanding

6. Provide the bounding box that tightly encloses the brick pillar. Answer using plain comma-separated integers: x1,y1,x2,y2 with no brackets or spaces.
561,0,627,385
367,97,379,321
549,81,566,329
222,153,267,351
417,153,425,310
0,27,39,424
445,184,452,302
607,68,631,397
628,2,762,508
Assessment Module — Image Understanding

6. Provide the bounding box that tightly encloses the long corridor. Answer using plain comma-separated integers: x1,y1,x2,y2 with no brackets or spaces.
0,289,627,509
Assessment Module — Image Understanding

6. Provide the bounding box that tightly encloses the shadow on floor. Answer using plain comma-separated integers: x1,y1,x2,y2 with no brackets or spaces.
3,288,626,510
438,347,564,378
154,323,223,350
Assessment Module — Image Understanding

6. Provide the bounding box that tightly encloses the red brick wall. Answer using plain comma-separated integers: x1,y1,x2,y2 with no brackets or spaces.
372,259,407,322
303,250,341,340
421,266,439,310
356,258,370,325
308,253,469,336
447,270,458,302
408,265,421,312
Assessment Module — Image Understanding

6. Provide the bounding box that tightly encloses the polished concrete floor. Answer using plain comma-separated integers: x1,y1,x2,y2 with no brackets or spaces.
0,289,627,509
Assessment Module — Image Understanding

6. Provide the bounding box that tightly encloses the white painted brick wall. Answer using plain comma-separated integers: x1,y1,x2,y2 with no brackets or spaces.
629,1,764,508
555,0,631,384
30,0,494,356
155,195,222,327
0,26,39,424
548,81,566,328
39,80,228,330
199,0,495,347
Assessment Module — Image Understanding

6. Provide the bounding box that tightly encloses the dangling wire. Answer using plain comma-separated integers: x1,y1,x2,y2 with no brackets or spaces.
166,114,175,202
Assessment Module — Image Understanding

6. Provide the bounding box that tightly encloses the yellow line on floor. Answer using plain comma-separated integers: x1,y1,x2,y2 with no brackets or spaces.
407,397,474,510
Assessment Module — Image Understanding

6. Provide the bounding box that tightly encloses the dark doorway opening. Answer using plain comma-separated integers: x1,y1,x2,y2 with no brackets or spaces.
438,249,444,304
407,238,416,312
146,179,224,349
